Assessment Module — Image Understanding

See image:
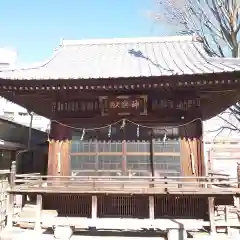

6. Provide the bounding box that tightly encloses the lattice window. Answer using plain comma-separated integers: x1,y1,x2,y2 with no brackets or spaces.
154,140,180,152
98,156,122,171
71,140,96,153
154,156,181,176
70,130,181,176
71,155,96,170
126,141,150,152
98,141,122,152
126,155,150,171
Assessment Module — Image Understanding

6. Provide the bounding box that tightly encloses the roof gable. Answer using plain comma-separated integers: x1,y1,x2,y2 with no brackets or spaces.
0,35,240,80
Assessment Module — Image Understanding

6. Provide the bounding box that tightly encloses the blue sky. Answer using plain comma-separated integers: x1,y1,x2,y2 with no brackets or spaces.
0,0,171,65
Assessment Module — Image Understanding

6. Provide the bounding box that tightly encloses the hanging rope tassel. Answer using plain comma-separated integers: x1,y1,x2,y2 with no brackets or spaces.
80,129,85,140
137,125,140,137
108,125,112,138
163,132,167,144
120,119,126,129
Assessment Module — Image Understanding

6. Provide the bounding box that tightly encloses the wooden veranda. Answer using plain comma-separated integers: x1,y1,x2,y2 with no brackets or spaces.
4,161,240,236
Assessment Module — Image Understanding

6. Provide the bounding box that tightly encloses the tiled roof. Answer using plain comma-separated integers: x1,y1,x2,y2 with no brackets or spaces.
1,35,240,80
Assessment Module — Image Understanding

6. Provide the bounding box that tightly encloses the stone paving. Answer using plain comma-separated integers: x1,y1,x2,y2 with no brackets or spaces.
0,228,164,240
1,228,240,240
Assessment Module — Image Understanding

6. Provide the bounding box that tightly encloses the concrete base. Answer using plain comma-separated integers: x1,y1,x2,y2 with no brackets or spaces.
53,226,73,239
40,217,206,231
0,228,43,240
167,228,187,240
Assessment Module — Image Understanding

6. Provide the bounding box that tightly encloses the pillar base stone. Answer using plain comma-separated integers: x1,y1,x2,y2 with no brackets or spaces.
167,228,187,240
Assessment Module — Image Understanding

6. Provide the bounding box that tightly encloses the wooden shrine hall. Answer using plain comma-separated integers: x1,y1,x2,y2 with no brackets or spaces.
1,35,240,235
0,35,239,177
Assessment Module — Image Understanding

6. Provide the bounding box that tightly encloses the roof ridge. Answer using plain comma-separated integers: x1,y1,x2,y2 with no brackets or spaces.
61,35,201,46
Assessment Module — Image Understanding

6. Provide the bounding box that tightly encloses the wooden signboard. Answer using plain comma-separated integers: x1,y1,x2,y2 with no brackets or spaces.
52,100,100,118
99,95,148,116
152,98,201,111
51,95,200,119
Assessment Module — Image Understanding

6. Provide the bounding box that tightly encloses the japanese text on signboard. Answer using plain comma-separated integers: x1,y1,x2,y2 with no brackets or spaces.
109,99,140,110
100,95,147,116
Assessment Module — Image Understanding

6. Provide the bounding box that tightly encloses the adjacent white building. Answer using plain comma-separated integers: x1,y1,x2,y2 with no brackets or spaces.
0,48,17,69
0,97,50,131
0,48,49,132
202,111,240,178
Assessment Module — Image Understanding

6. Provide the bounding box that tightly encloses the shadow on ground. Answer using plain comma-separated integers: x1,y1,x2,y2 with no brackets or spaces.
43,228,166,238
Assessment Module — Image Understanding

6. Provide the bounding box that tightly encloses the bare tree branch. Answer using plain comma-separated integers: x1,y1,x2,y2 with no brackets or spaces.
153,0,240,136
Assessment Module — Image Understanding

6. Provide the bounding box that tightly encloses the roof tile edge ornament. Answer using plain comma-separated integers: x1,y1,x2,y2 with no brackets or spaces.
193,35,203,42
59,37,64,47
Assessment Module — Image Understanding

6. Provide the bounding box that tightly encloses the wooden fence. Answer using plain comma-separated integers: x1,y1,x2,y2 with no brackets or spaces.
205,141,240,178
10,173,240,195
5,162,240,234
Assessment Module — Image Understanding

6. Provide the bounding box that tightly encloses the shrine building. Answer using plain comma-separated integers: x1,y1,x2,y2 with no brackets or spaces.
0,35,239,178
1,36,240,227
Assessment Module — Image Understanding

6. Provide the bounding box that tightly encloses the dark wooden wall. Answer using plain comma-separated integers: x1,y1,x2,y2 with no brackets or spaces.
48,119,205,177
17,144,48,175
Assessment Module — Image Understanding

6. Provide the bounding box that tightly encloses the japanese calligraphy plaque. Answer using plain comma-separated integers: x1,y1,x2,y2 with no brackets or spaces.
99,95,148,116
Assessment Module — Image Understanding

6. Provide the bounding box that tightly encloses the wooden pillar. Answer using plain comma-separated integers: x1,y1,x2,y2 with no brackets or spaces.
224,206,231,236
34,194,42,231
9,161,16,188
122,140,127,175
6,161,16,229
179,119,205,177
149,132,154,179
237,163,240,189
167,228,187,240
149,196,154,221
91,195,97,228
6,193,14,229
207,149,213,174
122,127,127,175
149,132,154,188
236,163,240,209
48,122,72,176
95,140,99,175
208,173,216,236
208,197,216,235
